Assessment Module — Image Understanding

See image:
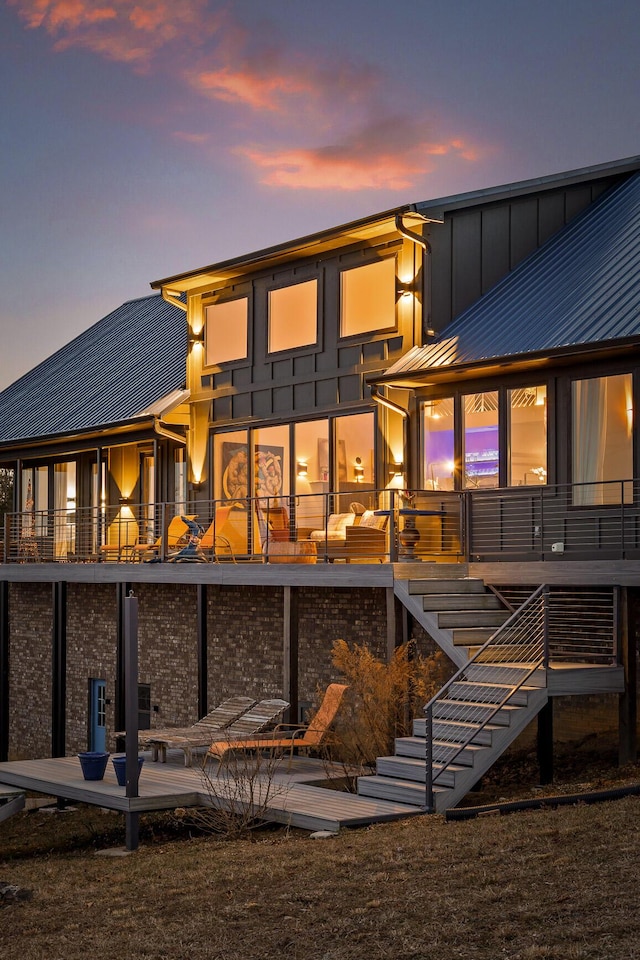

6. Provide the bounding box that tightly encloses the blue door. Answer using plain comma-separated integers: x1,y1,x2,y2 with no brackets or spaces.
90,679,107,752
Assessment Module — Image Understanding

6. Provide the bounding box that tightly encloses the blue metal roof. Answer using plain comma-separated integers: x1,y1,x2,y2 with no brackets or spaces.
384,171,640,378
0,294,186,444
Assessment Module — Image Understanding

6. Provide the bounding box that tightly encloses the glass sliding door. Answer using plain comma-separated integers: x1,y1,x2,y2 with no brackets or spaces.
423,397,455,490
462,392,499,488
294,419,329,536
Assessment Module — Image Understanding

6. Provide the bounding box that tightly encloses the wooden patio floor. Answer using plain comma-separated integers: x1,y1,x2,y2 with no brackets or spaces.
0,753,424,833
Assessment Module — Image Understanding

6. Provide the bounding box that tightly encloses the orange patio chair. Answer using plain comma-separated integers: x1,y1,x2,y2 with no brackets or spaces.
207,683,349,763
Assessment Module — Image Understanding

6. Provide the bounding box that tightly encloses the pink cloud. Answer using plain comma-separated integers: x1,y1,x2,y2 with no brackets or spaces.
239,119,479,191
8,0,210,65
193,66,312,112
8,2,485,192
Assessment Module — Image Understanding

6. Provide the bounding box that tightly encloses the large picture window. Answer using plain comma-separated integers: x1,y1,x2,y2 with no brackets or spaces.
268,279,317,353
572,374,632,504
205,298,248,365
340,258,396,338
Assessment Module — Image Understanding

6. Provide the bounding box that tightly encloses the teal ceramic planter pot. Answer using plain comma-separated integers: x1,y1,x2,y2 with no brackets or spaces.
111,755,144,787
78,751,110,781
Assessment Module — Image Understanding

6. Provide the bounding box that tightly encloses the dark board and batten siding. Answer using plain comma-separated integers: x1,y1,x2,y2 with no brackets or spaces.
427,178,619,334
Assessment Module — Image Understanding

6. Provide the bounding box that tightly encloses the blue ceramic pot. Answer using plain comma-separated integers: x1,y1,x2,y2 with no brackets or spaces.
111,754,144,787
78,751,110,781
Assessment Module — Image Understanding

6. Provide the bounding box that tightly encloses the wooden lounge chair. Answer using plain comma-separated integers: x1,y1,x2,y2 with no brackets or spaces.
207,683,349,764
117,695,257,762
154,697,290,766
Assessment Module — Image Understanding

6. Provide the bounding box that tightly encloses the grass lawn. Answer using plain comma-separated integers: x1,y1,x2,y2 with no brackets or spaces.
1,746,639,960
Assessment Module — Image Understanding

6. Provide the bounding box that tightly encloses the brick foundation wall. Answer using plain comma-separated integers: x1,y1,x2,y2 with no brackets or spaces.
8,583,52,760
66,583,117,755
4,580,638,763
206,585,284,707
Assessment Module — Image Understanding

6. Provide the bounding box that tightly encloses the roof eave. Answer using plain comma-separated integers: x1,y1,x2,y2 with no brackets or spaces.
0,416,186,458
150,206,415,294
370,337,640,389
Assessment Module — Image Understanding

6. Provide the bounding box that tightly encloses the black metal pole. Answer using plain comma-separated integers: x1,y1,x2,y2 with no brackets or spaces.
425,702,434,813
52,582,67,758
197,584,208,719
124,590,139,851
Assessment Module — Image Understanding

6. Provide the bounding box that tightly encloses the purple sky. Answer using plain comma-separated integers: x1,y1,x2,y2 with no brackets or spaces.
1,0,639,390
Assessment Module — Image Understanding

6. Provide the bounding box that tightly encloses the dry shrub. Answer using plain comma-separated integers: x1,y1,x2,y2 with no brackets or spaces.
328,639,454,768
175,749,290,840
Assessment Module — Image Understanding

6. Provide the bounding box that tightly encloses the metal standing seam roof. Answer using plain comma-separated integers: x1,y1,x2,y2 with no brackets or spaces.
383,171,640,379
0,294,187,444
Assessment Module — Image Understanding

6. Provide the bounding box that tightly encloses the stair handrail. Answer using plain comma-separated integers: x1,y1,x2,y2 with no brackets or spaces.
424,584,548,812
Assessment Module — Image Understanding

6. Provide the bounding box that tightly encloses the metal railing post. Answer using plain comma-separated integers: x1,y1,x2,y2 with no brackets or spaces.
543,584,551,669
425,702,434,813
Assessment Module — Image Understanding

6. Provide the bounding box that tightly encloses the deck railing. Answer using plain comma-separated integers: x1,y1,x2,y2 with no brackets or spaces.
3,477,640,564
424,585,549,812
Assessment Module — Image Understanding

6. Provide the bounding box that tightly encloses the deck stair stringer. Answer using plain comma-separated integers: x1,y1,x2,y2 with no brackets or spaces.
394,576,514,669
359,583,550,813
358,684,548,813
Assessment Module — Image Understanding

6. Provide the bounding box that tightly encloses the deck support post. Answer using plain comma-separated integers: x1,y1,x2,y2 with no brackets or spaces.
52,581,67,758
197,584,208,719
283,586,299,724
124,590,140,852
115,582,131,742
618,587,637,765
0,581,9,762
537,699,554,785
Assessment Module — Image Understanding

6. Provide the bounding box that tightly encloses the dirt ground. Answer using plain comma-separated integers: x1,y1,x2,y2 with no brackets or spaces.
1,741,639,960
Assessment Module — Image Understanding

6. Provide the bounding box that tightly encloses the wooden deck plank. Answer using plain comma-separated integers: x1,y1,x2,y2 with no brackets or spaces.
0,757,423,831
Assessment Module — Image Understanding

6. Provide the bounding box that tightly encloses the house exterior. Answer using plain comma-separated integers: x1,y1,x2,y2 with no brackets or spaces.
0,156,638,796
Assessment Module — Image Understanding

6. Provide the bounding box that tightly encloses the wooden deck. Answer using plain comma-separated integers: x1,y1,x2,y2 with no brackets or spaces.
0,754,424,833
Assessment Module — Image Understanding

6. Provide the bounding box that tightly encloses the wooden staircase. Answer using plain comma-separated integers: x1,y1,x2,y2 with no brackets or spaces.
358,580,549,813
393,575,513,667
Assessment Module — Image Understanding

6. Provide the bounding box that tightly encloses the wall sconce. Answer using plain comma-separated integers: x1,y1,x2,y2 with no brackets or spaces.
188,327,205,346
389,461,404,477
297,461,308,478
354,457,364,482
118,496,132,505
396,279,414,300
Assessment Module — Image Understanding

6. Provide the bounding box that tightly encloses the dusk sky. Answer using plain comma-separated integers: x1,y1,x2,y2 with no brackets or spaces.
1,0,639,390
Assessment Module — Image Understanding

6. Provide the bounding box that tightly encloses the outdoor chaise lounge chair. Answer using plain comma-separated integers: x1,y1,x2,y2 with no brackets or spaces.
146,697,290,766
116,695,256,762
206,683,349,764
129,514,196,562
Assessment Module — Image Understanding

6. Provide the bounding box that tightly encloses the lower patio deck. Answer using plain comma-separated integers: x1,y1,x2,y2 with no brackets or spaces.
0,753,424,834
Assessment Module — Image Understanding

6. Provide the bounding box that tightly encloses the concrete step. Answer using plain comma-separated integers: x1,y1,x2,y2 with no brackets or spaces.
436,610,512,629
464,663,539,685
423,593,503,612
408,578,486,595
358,774,446,807
414,717,502,746
375,755,468,788
431,697,520,725
448,681,534,706
451,627,499,645
394,736,484,766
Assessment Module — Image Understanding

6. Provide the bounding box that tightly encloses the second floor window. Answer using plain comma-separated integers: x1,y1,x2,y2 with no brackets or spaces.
268,279,317,353
205,298,248,365
340,257,396,338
